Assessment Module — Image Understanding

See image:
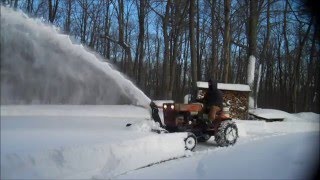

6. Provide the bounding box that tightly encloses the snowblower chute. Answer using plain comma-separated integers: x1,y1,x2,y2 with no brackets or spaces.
150,101,164,128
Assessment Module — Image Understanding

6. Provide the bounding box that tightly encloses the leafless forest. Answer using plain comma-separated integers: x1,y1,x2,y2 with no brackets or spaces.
2,0,319,113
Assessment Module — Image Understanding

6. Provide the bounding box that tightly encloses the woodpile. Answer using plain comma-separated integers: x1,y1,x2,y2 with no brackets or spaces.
221,90,249,119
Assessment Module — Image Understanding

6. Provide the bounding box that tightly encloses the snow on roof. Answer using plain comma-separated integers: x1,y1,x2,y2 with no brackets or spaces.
196,81,209,88
249,108,287,120
249,108,320,122
218,83,251,92
196,81,251,92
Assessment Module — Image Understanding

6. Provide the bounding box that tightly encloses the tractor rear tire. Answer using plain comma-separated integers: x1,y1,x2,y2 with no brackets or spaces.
184,133,197,151
215,120,238,147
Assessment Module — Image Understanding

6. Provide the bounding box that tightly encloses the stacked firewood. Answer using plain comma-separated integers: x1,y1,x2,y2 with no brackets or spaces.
222,90,249,120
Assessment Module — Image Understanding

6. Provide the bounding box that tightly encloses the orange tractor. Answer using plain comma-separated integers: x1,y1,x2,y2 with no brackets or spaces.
150,81,238,150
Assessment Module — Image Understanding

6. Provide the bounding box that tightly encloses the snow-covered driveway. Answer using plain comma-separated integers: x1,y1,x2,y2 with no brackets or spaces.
1,105,319,179
118,132,319,179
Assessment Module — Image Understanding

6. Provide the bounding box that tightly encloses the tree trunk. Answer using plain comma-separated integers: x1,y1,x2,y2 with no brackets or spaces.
48,0,59,23
162,0,171,99
154,21,161,99
196,0,201,80
13,0,18,9
223,0,231,83
210,0,218,80
116,0,133,75
189,0,198,86
248,0,258,57
104,1,111,59
247,0,258,109
137,0,146,88
291,19,312,112
64,0,72,33
27,0,33,13
304,23,317,111
80,1,88,44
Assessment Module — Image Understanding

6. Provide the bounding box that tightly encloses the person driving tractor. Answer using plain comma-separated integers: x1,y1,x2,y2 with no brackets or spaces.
205,79,223,124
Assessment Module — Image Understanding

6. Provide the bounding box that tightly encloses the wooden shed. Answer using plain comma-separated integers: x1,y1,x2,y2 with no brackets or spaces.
218,83,251,119
196,82,251,119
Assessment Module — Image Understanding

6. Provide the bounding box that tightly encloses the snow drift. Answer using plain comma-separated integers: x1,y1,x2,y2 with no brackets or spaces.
0,6,150,106
1,105,319,179
1,105,188,179
1,132,187,179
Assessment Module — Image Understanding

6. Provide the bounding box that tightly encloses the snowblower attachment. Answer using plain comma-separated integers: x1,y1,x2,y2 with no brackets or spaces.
150,101,164,128
126,101,163,128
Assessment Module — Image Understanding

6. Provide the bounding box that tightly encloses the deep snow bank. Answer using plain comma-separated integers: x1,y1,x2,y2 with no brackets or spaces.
1,132,187,179
249,108,320,122
237,109,320,138
1,105,187,179
1,105,150,118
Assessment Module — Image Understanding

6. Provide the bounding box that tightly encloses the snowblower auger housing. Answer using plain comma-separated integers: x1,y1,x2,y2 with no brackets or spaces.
161,81,239,147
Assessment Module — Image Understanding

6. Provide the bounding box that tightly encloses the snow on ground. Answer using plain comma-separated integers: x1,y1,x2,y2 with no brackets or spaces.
1,105,319,179
1,105,188,179
250,108,294,120
118,111,319,179
1,105,149,118
118,132,319,179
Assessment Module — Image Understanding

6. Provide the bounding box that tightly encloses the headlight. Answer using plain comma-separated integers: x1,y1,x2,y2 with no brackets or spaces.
170,105,174,109
163,104,167,109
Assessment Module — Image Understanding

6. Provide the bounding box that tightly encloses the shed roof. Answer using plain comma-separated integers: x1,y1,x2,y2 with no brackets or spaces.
196,81,251,92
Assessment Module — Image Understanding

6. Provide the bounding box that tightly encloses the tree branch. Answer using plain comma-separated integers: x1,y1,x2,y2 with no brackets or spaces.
146,1,164,20
100,35,131,49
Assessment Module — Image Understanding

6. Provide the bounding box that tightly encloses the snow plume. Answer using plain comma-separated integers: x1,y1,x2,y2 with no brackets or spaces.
0,6,151,106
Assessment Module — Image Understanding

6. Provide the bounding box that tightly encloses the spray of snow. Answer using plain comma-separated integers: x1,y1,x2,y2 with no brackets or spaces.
0,6,150,106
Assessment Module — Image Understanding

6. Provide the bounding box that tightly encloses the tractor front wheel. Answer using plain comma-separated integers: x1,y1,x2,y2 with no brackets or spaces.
184,133,197,151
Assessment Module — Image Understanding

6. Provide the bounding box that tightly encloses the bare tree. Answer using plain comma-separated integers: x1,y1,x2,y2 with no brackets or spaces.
48,0,59,23
210,0,218,80
26,0,33,13
222,0,231,83
136,0,146,88
189,0,198,86
64,0,73,33
9,0,320,113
